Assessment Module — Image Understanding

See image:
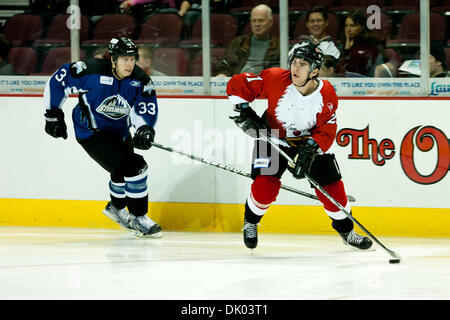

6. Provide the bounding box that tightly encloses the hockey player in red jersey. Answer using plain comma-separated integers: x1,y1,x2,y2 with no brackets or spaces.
227,42,373,250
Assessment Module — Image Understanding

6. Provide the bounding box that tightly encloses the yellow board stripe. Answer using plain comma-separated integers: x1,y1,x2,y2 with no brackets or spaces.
1,198,449,237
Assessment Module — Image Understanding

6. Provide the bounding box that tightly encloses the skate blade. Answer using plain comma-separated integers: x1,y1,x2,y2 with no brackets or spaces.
133,231,163,238
102,210,133,231
344,243,376,251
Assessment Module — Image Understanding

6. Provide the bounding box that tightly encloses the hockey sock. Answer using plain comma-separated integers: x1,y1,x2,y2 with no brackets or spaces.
314,180,355,233
244,202,263,224
314,179,350,220
331,217,354,234
124,169,148,216
246,175,281,222
109,179,126,210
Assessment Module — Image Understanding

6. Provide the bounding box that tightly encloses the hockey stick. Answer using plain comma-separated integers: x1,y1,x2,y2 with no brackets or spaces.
150,141,323,201
261,135,402,263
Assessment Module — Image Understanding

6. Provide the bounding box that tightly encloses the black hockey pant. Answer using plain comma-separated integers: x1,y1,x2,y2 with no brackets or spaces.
77,131,149,216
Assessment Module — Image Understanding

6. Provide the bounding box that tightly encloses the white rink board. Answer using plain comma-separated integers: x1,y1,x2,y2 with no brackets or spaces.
0,96,448,209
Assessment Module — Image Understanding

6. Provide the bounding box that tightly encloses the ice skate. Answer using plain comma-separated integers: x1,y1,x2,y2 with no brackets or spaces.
129,214,163,238
339,229,373,250
242,219,259,249
102,202,133,231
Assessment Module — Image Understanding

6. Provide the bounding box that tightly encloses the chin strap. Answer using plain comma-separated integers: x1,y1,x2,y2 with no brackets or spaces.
293,71,316,88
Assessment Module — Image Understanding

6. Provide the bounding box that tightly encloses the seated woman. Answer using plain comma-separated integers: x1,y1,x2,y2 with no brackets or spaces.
340,10,384,77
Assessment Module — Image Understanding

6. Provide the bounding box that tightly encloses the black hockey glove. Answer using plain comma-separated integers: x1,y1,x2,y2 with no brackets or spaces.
229,103,266,138
292,138,319,179
44,109,67,139
133,125,155,150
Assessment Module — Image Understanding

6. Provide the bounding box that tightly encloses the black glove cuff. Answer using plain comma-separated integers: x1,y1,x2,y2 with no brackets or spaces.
45,109,64,119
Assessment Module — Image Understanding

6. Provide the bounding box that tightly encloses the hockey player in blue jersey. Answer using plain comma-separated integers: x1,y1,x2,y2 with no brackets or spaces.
43,37,162,237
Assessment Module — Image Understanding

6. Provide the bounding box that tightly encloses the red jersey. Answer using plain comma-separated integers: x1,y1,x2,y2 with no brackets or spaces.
226,68,338,153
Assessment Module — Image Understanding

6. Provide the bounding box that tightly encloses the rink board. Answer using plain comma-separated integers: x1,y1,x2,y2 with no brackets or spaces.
0,96,449,236
1,198,450,237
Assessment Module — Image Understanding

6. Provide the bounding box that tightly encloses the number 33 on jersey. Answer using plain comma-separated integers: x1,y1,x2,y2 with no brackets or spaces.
44,59,158,140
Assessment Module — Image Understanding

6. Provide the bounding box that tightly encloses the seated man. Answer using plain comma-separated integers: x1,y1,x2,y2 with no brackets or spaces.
296,6,341,77
216,4,280,77
136,45,167,76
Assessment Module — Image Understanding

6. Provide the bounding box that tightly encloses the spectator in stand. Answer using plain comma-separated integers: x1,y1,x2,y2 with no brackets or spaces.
429,41,449,77
296,6,341,77
375,41,449,78
340,10,384,77
30,0,70,26
118,0,177,24
320,55,339,78
92,46,109,59
178,0,233,40
119,0,176,12
216,4,279,77
79,0,118,23
136,45,167,76
0,34,15,75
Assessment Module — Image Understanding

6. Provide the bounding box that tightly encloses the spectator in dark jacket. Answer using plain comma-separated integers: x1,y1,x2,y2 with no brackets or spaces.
0,34,15,75
341,10,383,77
216,4,279,77
430,41,449,77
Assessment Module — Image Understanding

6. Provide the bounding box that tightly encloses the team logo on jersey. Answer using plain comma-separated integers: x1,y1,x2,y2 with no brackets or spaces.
72,61,87,74
142,79,155,95
130,80,141,87
96,94,130,119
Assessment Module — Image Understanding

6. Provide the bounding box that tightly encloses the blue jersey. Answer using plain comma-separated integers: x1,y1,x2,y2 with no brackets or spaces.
44,59,158,140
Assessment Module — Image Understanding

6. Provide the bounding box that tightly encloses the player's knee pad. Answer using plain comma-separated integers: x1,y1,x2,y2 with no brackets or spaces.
123,154,148,178
247,176,281,216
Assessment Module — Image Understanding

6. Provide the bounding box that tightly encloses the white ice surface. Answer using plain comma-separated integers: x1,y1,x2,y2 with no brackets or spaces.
0,226,449,300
